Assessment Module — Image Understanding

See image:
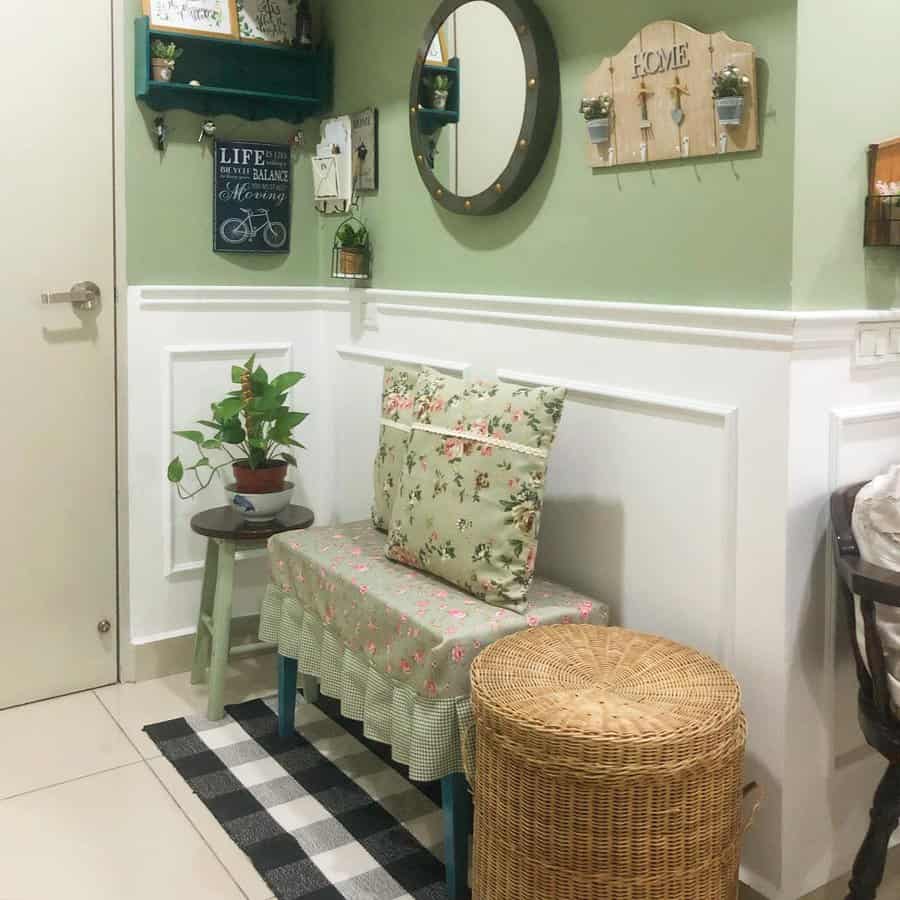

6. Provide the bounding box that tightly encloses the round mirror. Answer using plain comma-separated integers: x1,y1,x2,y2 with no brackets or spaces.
409,0,559,216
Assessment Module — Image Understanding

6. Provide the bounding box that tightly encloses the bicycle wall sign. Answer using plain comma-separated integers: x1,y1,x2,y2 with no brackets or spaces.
214,140,291,254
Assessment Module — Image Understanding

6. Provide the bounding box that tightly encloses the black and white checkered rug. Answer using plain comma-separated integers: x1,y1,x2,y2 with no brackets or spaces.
144,696,449,900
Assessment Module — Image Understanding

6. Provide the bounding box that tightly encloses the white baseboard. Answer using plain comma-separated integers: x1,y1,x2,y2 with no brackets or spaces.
130,615,271,682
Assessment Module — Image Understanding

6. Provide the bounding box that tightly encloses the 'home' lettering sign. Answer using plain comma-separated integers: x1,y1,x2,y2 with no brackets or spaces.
632,43,690,79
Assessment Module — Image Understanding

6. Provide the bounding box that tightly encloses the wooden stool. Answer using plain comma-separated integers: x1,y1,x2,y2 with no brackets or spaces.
190,504,314,720
832,484,900,900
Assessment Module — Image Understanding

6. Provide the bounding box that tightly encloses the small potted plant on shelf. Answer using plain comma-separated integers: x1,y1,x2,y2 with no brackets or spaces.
167,355,308,522
333,217,371,278
580,94,613,144
712,64,751,126
427,74,452,110
150,39,184,82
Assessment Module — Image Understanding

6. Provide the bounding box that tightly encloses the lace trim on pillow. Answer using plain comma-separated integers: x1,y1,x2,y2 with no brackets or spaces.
380,418,413,433
411,423,549,459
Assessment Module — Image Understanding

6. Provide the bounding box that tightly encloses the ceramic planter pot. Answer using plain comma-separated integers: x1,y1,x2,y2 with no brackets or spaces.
232,461,288,494
338,247,367,277
151,58,174,82
587,117,610,144
716,96,744,127
225,483,294,523
432,90,449,111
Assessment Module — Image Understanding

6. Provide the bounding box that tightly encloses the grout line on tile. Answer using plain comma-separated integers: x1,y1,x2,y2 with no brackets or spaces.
0,759,145,803
91,687,164,761
145,756,252,900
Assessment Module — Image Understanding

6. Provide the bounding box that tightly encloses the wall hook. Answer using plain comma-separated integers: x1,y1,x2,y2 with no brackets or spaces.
154,116,168,153
198,120,216,144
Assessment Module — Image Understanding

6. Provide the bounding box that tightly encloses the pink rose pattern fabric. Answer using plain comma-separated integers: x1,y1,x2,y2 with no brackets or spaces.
267,521,606,700
386,368,566,611
372,365,419,532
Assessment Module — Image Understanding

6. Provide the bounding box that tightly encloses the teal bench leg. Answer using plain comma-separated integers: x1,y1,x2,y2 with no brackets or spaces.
442,773,473,899
278,655,298,738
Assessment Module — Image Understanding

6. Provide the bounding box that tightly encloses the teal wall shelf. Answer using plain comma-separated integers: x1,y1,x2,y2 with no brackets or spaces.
417,58,460,136
135,17,332,124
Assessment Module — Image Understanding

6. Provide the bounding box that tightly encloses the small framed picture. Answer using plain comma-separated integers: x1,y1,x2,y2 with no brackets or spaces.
351,108,379,193
425,28,449,66
142,0,239,39
236,0,297,45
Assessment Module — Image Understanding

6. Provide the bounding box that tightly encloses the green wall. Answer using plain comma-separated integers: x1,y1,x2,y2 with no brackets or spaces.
317,0,798,308
126,0,799,309
791,0,900,309
125,0,319,286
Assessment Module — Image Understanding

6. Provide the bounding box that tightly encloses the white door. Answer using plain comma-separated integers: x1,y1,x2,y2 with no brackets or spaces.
0,2,117,707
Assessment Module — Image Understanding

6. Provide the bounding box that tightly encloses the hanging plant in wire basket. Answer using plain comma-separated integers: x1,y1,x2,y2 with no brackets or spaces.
332,214,371,280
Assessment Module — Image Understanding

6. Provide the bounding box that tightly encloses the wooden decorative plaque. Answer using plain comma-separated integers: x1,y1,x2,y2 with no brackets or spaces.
584,21,758,168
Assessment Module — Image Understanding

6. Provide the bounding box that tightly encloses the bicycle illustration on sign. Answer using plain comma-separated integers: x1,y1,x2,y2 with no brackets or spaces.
218,208,288,249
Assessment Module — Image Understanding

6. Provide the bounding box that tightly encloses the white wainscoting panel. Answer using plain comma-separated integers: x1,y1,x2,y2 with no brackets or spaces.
126,284,900,899
498,369,739,664
127,288,332,641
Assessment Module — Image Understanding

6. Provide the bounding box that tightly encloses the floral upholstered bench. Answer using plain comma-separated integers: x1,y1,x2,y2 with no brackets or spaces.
259,520,609,898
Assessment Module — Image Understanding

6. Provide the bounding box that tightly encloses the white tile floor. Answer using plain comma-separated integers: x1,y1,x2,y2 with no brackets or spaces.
0,653,897,900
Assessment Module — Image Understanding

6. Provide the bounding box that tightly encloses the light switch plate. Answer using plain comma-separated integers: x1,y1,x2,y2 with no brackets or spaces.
855,321,900,367
362,301,379,332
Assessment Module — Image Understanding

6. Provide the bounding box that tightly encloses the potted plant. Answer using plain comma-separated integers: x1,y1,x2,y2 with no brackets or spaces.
427,73,452,111
167,355,308,521
712,64,751,127
151,39,183,83
333,218,370,278
580,94,613,144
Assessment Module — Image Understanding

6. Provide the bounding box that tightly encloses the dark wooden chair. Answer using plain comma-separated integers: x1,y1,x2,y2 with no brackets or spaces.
831,483,900,899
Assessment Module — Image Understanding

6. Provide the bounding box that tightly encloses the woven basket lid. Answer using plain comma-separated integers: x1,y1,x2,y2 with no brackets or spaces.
470,625,744,777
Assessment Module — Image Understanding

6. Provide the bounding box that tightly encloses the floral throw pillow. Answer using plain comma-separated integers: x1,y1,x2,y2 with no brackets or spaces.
386,368,566,611
372,366,419,532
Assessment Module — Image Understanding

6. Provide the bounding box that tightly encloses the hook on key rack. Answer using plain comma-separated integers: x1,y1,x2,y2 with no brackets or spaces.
154,116,168,153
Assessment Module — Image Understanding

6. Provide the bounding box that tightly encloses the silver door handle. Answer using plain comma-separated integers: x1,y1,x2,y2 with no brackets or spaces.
41,281,100,311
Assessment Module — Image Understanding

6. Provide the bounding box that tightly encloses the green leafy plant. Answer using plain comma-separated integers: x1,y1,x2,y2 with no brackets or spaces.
580,94,612,121
167,355,308,500
712,64,750,99
151,39,184,62
431,74,451,93
335,220,369,249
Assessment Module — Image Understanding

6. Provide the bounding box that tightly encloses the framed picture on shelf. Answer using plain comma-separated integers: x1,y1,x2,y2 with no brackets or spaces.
142,0,239,39
236,0,297,45
425,27,449,66
351,108,379,192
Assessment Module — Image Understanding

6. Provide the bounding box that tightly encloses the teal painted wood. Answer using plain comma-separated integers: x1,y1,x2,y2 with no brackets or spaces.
417,58,461,136
301,674,320,705
278,655,299,738
207,539,236,721
134,17,332,124
441,772,473,900
190,539,220,686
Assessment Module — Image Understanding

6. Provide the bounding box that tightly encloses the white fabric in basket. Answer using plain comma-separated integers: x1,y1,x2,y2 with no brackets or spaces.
852,464,900,710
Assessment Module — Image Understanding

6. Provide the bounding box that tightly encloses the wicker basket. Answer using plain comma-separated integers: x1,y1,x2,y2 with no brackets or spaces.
470,625,748,900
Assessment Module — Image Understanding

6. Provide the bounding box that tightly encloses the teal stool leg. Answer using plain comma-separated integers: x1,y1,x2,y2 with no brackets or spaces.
301,674,320,705
191,540,219,685
206,539,235,721
442,773,473,899
278,655,298,738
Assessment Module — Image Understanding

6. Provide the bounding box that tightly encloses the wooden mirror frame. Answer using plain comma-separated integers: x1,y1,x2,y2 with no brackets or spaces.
409,0,559,216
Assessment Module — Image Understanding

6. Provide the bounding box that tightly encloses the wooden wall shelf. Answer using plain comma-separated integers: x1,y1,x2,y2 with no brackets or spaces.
134,17,332,124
